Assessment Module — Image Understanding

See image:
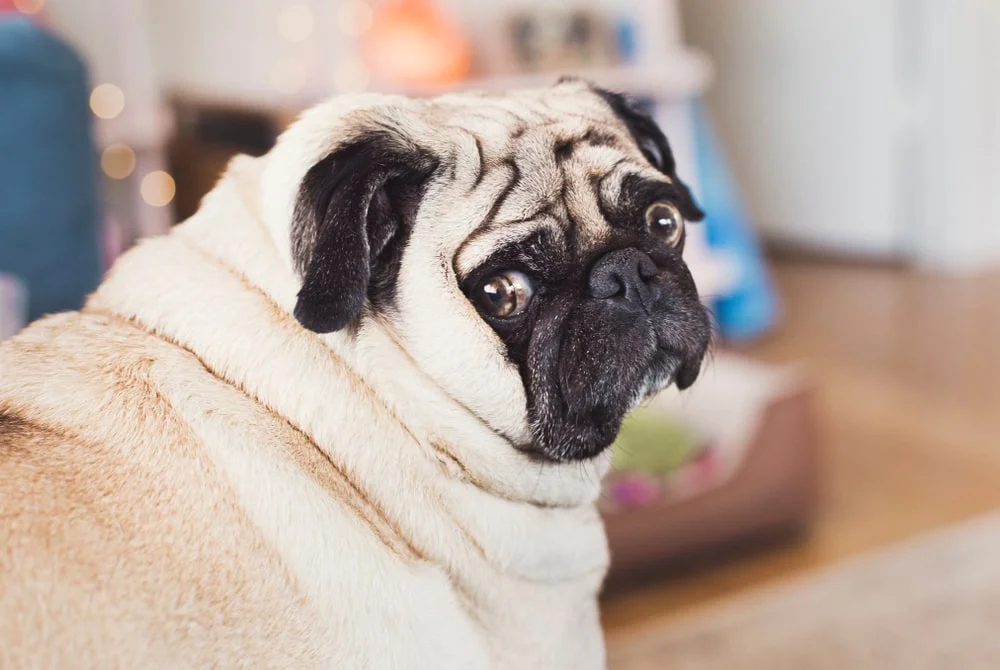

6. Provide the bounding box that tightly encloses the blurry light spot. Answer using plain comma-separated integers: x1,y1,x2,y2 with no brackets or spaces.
270,58,309,95
140,171,176,207
90,84,125,120
337,0,374,36
13,0,46,15
277,3,314,43
101,143,136,180
331,59,370,92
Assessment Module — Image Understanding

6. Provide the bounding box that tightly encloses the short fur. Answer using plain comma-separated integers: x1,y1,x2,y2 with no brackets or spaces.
0,80,708,669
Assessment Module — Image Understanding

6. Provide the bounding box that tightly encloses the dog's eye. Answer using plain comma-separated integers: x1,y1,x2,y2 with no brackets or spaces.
476,271,534,318
645,202,685,247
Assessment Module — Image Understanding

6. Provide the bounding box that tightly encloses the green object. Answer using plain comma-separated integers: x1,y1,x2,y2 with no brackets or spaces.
611,408,699,474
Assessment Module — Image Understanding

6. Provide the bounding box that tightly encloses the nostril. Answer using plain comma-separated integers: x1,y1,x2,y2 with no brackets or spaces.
588,269,626,300
637,256,659,284
588,249,661,304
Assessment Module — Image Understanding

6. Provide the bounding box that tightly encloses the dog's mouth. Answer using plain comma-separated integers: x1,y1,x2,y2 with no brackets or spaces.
635,351,684,406
525,304,709,463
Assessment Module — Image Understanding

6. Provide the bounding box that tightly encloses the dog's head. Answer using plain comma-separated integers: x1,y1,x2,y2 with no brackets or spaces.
269,80,711,462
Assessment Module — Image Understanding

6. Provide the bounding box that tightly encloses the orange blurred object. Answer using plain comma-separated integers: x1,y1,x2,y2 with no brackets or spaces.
363,0,471,89
3,0,46,21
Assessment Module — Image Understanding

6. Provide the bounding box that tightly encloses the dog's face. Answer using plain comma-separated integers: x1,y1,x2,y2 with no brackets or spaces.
279,80,710,462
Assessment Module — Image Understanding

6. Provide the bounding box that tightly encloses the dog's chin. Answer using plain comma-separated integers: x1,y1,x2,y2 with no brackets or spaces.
631,356,682,410
528,355,683,464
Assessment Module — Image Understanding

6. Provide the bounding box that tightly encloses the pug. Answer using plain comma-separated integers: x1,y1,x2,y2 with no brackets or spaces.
0,79,710,669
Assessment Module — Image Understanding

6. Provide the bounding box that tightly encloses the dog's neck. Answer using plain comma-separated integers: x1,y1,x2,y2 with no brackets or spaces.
87,157,609,587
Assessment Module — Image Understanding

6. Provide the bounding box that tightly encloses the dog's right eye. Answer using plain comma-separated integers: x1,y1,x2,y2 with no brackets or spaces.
476,271,534,319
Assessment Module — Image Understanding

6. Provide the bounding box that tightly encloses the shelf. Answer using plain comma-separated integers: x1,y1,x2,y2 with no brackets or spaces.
398,50,714,100
168,48,713,117
92,107,174,152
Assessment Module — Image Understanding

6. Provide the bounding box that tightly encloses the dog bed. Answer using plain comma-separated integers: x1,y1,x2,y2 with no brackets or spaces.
601,354,820,587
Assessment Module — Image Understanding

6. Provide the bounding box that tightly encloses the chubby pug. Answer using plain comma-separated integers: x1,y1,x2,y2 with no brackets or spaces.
0,79,710,669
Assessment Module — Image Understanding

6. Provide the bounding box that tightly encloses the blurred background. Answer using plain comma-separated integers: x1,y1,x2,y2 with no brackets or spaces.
1,0,999,666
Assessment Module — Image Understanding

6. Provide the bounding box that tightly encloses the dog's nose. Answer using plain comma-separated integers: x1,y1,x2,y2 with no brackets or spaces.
588,248,661,311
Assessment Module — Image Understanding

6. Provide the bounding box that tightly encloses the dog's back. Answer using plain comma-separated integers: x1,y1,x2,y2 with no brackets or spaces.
0,313,327,668
0,299,495,669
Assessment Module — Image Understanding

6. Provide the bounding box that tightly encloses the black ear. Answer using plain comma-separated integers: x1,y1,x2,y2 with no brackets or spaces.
594,87,705,222
291,131,438,333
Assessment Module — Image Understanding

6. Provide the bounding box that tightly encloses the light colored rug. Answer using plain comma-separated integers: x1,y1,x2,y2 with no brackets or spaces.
608,512,1000,669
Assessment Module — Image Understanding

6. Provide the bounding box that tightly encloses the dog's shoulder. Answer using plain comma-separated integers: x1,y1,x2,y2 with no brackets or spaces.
0,407,64,467
0,311,152,469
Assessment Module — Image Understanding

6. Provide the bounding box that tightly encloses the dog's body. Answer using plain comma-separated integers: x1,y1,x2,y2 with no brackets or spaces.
0,82,709,668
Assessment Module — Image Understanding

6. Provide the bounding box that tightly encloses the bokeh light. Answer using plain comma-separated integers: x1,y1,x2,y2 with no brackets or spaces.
140,171,176,207
331,59,370,93
277,3,315,43
13,0,46,15
89,84,125,120
100,143,137,180
337,0,374,37
270,58,309,95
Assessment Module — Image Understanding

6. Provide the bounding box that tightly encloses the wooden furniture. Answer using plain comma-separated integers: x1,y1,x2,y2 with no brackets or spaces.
603,388,819,590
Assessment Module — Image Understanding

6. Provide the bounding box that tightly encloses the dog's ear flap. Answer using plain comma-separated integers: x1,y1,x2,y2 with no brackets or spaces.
593,87,704,222
291,130,438,333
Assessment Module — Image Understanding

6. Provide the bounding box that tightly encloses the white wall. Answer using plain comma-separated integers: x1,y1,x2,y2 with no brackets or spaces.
144,0,363,106
681,0,901,258
45,0,163,148
914,0,1000,270
51,0,687,107
680,0,1000,271
44,0,174,237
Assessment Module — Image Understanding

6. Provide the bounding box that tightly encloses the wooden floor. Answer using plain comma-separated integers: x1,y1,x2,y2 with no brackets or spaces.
602,258,1000,640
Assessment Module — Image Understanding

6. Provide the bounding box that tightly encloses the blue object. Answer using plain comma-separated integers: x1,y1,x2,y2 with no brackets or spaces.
613,12,638,63
691,101,779,341
0,16,103,323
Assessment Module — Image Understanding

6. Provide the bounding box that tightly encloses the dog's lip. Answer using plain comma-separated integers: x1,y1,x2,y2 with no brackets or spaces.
631,358,680,411
556,343,681,423
645,370,676,397
542,358,681,460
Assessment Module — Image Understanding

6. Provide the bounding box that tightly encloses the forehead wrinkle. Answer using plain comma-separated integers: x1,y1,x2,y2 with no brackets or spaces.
488,136,563,223
595,159,671,205
557,149,672,249
497,182,560,225
454,217,564,278
470,96,549,128
443,111,526,160
573,143,636,171
457,114,518,138
437,161,521,254
562,163,613,245
441,128,485,192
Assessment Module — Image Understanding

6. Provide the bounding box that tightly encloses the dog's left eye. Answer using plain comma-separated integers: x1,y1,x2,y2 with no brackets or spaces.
476,271,534,319
645,202,685,247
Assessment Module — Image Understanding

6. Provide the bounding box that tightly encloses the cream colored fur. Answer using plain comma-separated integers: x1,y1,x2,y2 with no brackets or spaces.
0,83,633,669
